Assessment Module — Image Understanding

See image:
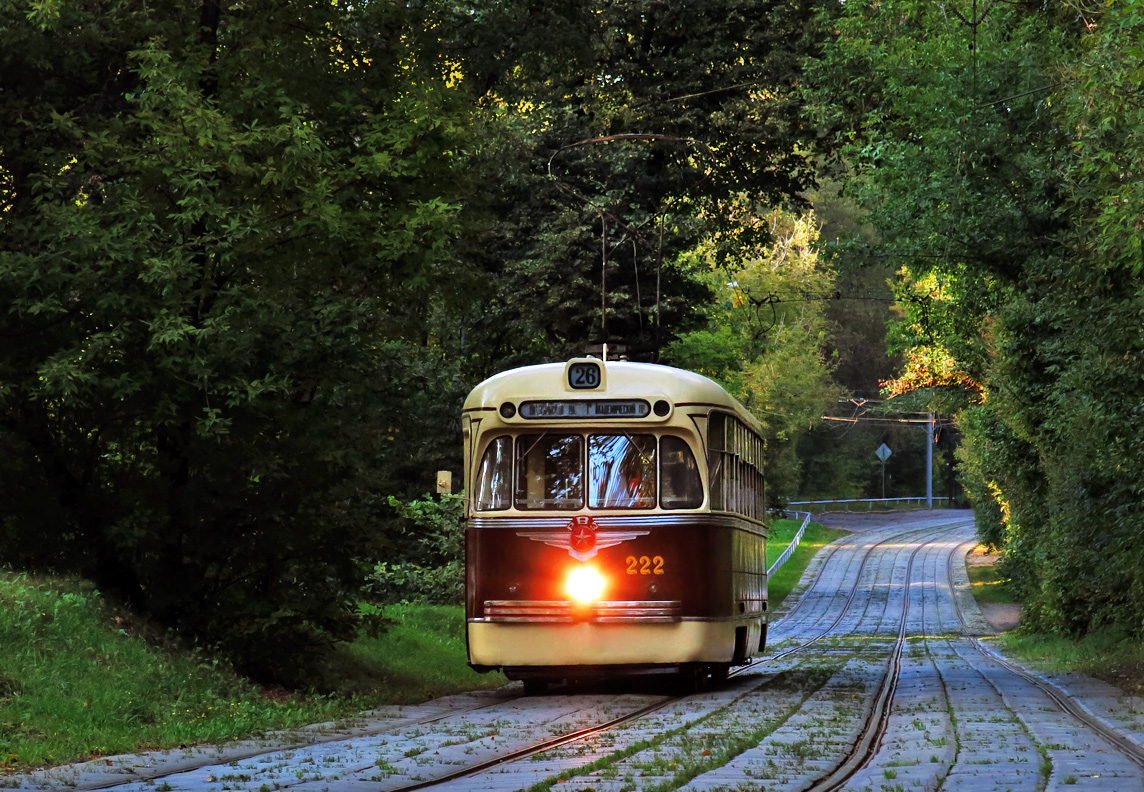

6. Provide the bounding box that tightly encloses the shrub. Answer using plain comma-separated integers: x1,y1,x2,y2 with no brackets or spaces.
365,494,465,604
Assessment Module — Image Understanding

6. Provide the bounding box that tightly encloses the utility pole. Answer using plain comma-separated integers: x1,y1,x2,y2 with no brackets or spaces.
925,412,934,508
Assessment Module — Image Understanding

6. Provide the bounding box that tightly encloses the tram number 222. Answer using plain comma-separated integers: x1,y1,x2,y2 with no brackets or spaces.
626,555,665,576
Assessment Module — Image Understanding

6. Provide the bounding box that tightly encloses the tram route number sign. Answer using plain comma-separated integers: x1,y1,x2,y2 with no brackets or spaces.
568,361,602,389
875,443,892,462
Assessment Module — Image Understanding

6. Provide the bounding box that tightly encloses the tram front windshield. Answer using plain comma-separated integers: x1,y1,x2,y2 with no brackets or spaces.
474,433,702,511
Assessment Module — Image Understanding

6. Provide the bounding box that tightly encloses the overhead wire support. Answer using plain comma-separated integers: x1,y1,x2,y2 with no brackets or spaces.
821,416,939,425
545,133,711,348
821,414,940,507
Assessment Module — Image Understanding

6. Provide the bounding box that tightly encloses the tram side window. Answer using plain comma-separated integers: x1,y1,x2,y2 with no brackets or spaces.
515,434,583,510
474,436,512,511
706,411,765,519
661,436,703,509
707,412,727,511
588,434,656,509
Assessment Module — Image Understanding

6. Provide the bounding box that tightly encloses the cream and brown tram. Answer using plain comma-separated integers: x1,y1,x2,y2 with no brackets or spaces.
462,358,767,691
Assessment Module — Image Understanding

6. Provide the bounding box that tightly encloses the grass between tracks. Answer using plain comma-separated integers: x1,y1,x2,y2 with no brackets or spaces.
767,518,850,610
964,548,1144,697
0,572,504,774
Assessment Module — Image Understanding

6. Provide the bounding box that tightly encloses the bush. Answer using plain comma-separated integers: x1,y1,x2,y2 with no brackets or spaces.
365,494,465,604
366,561,464,605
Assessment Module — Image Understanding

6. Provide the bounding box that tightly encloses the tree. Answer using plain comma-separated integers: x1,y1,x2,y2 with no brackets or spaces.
808,0,1144,637
0,0,470,677
435,0,830,363
664,207,845,501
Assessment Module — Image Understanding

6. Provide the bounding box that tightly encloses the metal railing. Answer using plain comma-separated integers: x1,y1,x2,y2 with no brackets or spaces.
766,496,955,577
767,510,811,577
787,496,952,512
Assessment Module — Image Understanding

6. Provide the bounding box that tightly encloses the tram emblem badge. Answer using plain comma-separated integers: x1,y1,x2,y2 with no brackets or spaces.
517,515,649,562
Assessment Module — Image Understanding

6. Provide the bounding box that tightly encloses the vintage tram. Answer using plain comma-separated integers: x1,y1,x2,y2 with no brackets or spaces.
462,358,767,690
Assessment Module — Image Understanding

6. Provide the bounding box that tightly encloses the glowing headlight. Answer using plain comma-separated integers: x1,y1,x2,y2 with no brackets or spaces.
566,566,605,603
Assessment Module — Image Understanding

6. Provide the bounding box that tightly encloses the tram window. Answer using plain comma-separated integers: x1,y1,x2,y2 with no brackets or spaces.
474,436,512,511
661,436,703,509
706,411,769,517
707,412,727,510
515,434,583,510
708,412,727,451
588,434,656,509
708,454,724,511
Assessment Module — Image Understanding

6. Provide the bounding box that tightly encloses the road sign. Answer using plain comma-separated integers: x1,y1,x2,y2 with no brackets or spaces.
875,444,892,499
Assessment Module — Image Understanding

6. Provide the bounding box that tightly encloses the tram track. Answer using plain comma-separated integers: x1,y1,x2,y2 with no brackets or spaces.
46,696,519,792
812,527,1144,792
791,519,942,792
288,695,685,792
13,518,985,792
42,692,686,792
750,519,971,667
942,538,1144,771
712,518,1144,792
366,520,969,792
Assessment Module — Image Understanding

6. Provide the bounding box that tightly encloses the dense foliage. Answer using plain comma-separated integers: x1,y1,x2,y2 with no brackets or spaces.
809,0,1144,637
438,0,827,360
365,495,465,605
0,0,472,677
0,0,842,677
664,208,845,498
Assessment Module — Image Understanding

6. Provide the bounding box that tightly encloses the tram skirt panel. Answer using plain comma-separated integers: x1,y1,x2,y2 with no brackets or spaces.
467,620,745,666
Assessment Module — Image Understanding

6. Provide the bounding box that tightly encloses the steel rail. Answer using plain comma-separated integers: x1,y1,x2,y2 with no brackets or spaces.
796,522,940,792
944,539,1144,769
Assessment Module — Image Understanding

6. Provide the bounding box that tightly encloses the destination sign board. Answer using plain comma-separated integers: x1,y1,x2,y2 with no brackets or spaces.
519,400,651,420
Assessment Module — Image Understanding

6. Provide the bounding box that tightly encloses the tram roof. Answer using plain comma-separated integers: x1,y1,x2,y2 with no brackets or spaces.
464,360,761,431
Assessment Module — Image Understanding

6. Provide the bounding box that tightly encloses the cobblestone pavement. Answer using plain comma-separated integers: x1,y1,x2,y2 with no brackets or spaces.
11,510,1144,792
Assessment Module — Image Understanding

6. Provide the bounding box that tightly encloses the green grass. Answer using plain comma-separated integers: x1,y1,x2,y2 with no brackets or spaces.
965,549,1016,606
966,552,1144,698
999,626,1144,697
768,518,851,609
0,573,504,773
315,603,506,702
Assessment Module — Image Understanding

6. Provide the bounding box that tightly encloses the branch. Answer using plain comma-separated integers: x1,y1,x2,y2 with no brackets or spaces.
632,81,759,111
549,133,712,162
